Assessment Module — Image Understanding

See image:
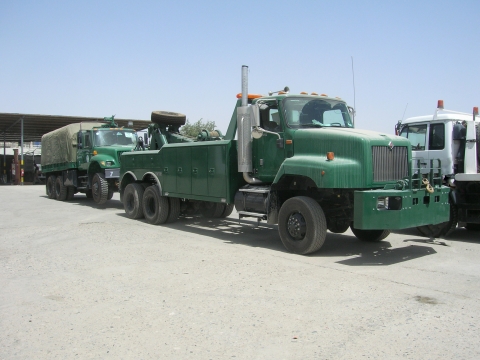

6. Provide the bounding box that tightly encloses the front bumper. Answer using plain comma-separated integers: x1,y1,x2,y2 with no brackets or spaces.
354,186,450,230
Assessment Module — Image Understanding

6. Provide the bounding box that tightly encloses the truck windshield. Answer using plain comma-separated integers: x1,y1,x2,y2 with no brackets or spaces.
399,125,427,150
94,130,137,147
283,98,353,128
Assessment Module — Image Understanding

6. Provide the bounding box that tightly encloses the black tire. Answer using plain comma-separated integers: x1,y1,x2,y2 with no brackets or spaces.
142,185,169,224
220,204,235,218
55,176,68,201
200,202,225,218
278,196,327,255
66,186,75,201
417,204,458,238
85,190,93,199
107,187,114,200
327,219,350,234
466,223,480,231
92,173,108,205
123,183,145,219
166,197,181,223
350,226,390,242
46,175,56,199
151,111,186,126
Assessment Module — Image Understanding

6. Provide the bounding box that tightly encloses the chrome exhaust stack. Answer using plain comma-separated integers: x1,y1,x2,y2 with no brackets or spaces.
237,65,262,184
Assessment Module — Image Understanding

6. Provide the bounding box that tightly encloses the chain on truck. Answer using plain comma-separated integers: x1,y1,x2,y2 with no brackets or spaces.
396,100,480,236
41,116,140,204
119,65,450,255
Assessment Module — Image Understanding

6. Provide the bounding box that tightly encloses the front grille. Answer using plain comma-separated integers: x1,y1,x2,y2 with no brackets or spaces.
372,146,408,182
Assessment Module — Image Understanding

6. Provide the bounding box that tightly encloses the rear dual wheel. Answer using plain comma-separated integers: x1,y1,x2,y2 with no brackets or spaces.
123,183,145,219
55,176,68,201
142,186,169,224
46,175,56,199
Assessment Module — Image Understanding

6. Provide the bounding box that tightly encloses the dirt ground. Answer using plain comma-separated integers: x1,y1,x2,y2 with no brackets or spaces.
1,185,480,359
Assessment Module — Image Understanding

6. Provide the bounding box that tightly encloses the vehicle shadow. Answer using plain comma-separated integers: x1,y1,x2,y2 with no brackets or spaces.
393,227,480,245
115,212,438,265
41,193,125,210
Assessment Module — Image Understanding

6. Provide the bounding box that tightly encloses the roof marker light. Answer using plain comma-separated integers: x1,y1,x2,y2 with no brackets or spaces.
437,100,444,109
311,92,318,96
300,91,308,94
321,93,328,97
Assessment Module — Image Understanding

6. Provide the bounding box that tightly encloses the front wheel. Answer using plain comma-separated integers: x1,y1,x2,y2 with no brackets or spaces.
417,204,458,238
92,173,108,204
350,226,390,242
278,196,327,255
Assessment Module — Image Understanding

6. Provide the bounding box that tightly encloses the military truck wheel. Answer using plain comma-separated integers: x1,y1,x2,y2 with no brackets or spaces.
142,185,169,224
220,204,235,218
417,204,458,238
124,183,145,219
350,226,390,242
278,196,327,255
151,111,186,126
46,175,56,199
54,176,68,201
166,197,181,223
92,173,108,205
200,202,225,218
67,186,75,201
107,187,114,200
466,223,480,231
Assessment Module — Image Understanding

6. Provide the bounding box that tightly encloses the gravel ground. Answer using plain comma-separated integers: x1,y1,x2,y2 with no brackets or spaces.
1,185,479,359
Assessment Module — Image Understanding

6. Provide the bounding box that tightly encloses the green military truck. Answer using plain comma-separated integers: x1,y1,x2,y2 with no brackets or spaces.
41,116,139,204
119,66,450,254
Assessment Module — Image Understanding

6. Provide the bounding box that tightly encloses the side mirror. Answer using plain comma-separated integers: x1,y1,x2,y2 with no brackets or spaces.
77,133,83,149
143,133,149,146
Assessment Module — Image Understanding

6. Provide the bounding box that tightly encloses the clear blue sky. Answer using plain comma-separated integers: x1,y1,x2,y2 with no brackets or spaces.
1,0,479,135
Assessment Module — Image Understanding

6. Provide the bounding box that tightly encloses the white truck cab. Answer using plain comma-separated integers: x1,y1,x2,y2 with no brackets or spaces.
396,100,480,235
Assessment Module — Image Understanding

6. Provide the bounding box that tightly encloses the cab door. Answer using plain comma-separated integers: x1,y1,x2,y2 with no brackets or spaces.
77,131,92,171
252,108,286,182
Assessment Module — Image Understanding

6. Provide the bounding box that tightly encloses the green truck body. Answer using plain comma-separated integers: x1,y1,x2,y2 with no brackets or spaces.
119,66,450,254
41,118,138,204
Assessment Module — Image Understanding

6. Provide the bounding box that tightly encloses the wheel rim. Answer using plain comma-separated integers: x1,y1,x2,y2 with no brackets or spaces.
146,196,156,216
287,212,306,240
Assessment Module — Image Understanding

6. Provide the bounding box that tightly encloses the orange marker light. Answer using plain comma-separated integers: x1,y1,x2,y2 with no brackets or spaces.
300,91,308,94
93,150,98,155
311,92,318,96
236,93,263,99
286,140,293,145
327,152,335,160
320,93,328,97
437,100,444,109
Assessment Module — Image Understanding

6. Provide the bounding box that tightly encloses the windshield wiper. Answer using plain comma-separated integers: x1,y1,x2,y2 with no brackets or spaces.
300,123,324,128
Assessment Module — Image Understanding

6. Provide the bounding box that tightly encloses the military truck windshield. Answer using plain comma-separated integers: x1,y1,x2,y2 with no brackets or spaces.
283,98,353,129
94,130,137,147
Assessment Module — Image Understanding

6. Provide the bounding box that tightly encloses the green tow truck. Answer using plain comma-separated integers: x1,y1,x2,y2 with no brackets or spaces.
41,116,139,204
119,66,450,254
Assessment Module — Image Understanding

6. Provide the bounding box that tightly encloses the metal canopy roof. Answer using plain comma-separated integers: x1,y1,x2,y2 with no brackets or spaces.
0,113,152,143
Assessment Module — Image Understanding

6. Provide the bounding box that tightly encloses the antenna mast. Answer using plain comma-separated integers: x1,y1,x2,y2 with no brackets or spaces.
351,56,356,126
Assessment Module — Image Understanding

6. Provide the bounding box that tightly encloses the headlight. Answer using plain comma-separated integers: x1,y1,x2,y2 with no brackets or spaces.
106,161,115,166
377,197,389,210
377,196,402,210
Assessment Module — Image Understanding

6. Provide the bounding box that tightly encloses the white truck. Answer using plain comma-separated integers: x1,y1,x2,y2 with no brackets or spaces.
396,100,480,236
